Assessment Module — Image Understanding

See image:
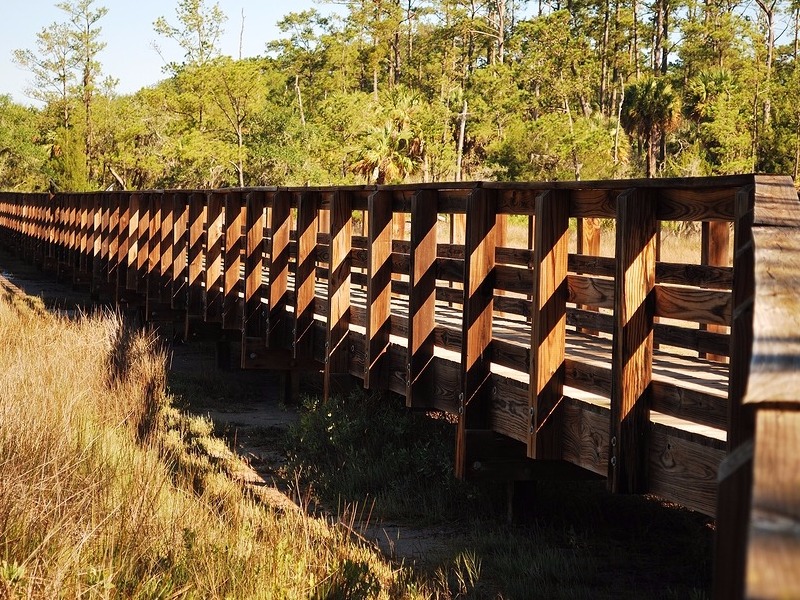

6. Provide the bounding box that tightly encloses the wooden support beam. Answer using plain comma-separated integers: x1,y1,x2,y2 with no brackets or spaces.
293,191,320,365
406,189,438,408
90,193,104,298
186,192,207,318
609,188,657,494
323,190,352,400
114,193,130,304
146,191,163,302
125,193,142,292
204,191,225,322
576,217,601,335
243,190,267,340
456,187,497,479
171,193,188,310
712,185,756,600
267,191,291,349
107,193,120,284
701,220,731,362
364,190,392,390
528,189,569,460
223,190,245,330
158,192,175,304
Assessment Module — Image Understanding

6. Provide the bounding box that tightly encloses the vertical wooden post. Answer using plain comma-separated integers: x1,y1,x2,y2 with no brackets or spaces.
204,191,225,322
223,190,245,330
267,191,291,348
323,190,352,400
90,193,104,299
528,190,570,460
107,193,120,285
701,220,731,362
146,192,163,310
576,217,601,335
114,193,130,304
135,192,150,295
364,190,393,390
609,188,657,494
712,185,755,600
125,193,141,292
406,189,438,408
186,192,207,320
171,193,189,311
159,192,175,304
293,191,320,365
456,186,497,479
243,190,267,340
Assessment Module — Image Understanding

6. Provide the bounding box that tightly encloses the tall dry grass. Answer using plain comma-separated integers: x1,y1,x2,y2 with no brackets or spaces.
0,292,426,599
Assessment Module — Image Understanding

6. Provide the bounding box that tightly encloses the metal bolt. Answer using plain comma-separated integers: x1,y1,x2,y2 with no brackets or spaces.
611,436,617,447
473,461,482,471
458,392,464,402
350,345,355,353
249,353,257,359
610,456,617,466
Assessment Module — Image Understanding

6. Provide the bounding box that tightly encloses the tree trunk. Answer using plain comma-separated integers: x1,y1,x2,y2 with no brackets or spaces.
455,98,468,182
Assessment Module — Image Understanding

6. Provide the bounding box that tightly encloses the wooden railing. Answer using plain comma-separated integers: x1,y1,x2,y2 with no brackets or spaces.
0,174,797,599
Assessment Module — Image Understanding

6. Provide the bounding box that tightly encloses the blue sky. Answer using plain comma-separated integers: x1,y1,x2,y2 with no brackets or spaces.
1,0,339,105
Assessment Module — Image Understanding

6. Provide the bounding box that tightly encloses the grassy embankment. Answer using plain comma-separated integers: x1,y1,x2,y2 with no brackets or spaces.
0,289,429,599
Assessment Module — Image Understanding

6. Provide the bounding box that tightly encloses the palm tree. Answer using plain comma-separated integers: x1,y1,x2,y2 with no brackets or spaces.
621,76,680,177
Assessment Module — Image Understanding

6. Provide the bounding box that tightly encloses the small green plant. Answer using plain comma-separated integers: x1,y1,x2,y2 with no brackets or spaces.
285,390,499,521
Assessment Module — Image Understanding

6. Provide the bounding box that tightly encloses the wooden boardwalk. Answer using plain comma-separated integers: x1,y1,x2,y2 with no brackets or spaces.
1,174,799,600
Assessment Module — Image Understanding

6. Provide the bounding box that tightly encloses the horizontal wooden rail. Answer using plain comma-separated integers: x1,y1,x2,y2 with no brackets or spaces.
0,174,797,600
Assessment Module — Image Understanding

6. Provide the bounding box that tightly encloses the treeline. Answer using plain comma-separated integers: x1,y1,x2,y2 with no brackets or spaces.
2,0,799,192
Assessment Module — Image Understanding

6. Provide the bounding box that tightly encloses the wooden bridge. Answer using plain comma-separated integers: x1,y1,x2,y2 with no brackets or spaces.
0,175,798,599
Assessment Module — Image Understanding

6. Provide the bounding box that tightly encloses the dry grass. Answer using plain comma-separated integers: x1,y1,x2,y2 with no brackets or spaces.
0,291,434,599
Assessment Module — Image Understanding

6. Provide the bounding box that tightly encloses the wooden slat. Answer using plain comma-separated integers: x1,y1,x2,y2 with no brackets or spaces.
457,187,497,478
364,190,392,390
654,285,731,326
656,261,732,289
610,187,657,494
223,191,244,330
568,274,615,309
648,423,725,516
747,409,800,599
323,190,352,399
204,191,225,322
406,189,438,408
529,189,569,460
562,398,610,476
653,322,730,357
267,191,291,348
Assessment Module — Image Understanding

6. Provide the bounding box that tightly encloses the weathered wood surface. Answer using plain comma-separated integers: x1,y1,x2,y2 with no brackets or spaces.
746,409,800,599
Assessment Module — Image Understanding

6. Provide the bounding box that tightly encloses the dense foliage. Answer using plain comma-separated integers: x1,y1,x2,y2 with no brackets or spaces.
3,0,800,192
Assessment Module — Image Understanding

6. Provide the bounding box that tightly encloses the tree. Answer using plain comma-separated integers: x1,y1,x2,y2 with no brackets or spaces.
58,0,108,184
621,75,679,176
